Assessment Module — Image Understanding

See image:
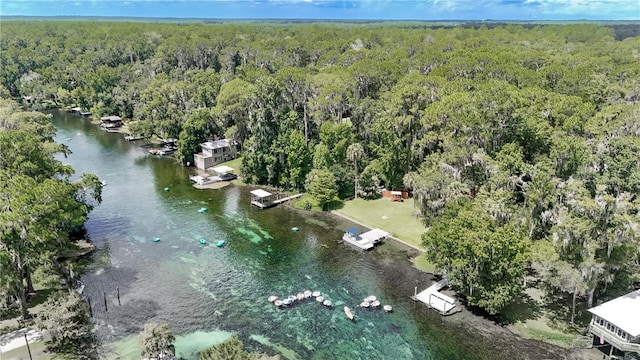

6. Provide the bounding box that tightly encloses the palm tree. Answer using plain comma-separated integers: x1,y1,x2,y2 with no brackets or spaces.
347,143,365,199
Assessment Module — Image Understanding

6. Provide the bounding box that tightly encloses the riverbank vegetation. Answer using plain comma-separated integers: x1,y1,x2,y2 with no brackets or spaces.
2,20,640,329
0,93,103,325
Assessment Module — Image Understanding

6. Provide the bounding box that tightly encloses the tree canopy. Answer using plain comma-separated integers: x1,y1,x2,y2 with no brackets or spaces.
2,20,640,315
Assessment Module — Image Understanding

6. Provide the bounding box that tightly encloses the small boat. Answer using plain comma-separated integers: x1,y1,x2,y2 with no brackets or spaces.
282,298,293,306
198,207,208,213
365,295,377,302
304,290,312,298
164,187,170,192
268,296,278,302
359,301,371,308
383,305,393,312
152,237,160,242
199,238,207,245
371,300,381,307
274,300,283,307
292,227,299,232
344,306,354,321
296,292,304,300
312,291,321,297
215,240,225,247
323,300,333,307
316,296,324,302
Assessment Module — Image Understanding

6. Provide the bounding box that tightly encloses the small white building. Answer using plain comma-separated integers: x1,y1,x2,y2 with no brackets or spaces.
588,289,640,359
193,139,237,170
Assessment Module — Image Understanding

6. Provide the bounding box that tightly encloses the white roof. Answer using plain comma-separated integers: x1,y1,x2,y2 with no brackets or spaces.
212,165,234,174
201,139,231,150
100,115,122,121
250,189,272,198
588,289,640,336
363,228,389,239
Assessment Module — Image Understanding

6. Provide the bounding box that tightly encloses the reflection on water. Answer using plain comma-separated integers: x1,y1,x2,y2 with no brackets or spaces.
51,111,560,360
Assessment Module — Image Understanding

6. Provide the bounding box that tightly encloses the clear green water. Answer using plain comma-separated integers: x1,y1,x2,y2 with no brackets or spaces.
51,111,561,360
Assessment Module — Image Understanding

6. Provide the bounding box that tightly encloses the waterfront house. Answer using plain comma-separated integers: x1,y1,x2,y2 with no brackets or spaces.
100,115,123,129
588,289,640,359
193,139,237,170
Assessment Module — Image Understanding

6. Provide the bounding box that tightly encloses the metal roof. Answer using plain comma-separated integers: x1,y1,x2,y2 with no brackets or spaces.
201,139,230,150
212,165,234,174
250,189,272,198
588,289,640,337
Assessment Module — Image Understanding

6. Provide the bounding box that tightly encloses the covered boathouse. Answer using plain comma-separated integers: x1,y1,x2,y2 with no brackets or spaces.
587,289,640,359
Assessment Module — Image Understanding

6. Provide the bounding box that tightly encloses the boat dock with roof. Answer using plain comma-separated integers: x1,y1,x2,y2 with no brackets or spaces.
250,189,302,209
342,227,389,250
412,278,457,315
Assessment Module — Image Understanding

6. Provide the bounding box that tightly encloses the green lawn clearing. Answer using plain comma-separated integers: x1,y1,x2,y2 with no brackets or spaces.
334,198,426,249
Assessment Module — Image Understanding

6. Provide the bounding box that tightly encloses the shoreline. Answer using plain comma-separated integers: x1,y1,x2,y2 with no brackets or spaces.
330,210,425,253
40,109,594,359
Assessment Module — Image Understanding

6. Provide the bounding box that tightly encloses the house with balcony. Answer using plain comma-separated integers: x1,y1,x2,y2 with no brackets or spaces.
193,139,237,170
588,289,640,359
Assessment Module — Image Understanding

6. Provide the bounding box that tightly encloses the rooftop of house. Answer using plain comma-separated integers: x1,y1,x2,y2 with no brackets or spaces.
100,115,122,122
201,139,231,150
588,289,640,337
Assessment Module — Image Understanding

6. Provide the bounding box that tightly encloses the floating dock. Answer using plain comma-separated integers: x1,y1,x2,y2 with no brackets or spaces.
412,278,457,315
342,227,389,250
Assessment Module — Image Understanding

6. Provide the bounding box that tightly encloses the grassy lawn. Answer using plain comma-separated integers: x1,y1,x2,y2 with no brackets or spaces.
508,317,578,348
333,198,427,249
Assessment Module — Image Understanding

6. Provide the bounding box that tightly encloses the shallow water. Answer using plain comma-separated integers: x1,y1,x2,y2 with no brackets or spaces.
51,111,562,360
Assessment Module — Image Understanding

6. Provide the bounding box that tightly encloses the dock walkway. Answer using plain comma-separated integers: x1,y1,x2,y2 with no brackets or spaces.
412,278,457,315
251,193,302,209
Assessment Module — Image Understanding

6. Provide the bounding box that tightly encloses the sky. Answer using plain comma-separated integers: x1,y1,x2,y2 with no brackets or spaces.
1,0,639,21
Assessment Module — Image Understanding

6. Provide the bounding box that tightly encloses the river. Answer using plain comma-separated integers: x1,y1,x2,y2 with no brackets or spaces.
51,111,568,360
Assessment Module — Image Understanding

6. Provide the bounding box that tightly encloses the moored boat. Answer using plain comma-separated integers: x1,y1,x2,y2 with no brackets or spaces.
312,291,321,297
268,295,278,302
316,296,324,302
344,306,354,321
274,300,283,307
215,240,225,247
323,300,333,307
304,290,312,298
360,301,371,308
383,304,393,312
297,292,304,300
371,300,381,307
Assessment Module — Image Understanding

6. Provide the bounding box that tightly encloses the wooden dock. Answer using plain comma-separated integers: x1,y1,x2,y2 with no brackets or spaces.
273,193,302,205
412,278,458,315
251,193,302,209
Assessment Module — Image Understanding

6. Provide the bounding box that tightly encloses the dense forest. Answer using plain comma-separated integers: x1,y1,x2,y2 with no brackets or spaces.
0,92,102,359
2,21,639,318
